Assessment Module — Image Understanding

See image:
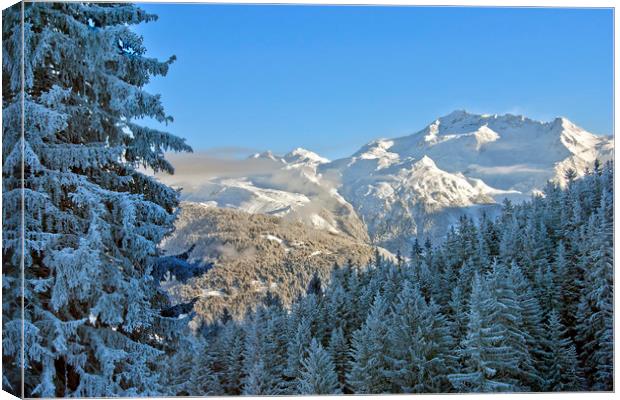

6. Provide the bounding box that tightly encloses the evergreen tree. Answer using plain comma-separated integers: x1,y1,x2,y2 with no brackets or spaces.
552,241,573,323
260,307,289,394
190,339,224,396
162,334,204,396
381,262,402,304
2,3,191,396
241,309,267,395
242,359,268,395
325,282,352,338
447,285,468,341
284,316,313,389
488,262,538,391
297,338,341,395
575,210,613,390
347,293,392,393
542,310,584,391
508,262,546,390
410,238,423,266
218,321,245,395
385,281,455,393
448,273,514,392
306,271,323,297
345,265,365,329
564,168,577,184
327,326,349,391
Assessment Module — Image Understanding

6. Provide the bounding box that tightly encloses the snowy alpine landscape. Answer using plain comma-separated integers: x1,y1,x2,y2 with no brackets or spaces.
1,2,614,398
162,110,613,254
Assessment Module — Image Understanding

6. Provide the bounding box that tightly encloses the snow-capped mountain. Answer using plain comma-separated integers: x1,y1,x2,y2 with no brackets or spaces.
319,110,613,251
163,110,612,253
330,110,613,193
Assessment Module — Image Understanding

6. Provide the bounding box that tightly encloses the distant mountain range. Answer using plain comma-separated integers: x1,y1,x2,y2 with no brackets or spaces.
158,110,613,321
322,110,614,250
167,110,613,254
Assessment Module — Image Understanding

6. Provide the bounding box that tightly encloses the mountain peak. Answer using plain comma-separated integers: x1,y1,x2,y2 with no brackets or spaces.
552,116,577,129
284,147,329,164
413,155,437,168
444,109,472,118
437,110,540,126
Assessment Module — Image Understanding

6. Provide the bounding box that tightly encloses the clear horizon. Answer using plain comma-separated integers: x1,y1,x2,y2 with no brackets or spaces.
134,4,613,160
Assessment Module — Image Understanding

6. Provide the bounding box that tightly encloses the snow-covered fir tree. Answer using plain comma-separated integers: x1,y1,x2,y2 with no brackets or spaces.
284,315,313,390
384,281,454,393
297,338,341,395
347,293,392,393
218,321,246,395
575,191,614,390
2,2,192,396
327,325,349,391
448,273,515,392
542,310,584,391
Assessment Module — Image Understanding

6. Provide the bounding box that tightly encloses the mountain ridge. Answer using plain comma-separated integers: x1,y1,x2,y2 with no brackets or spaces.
317,110,612,251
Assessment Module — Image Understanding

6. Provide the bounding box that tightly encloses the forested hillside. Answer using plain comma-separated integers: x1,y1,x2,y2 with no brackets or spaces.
172,162,613,395
160,203,376,325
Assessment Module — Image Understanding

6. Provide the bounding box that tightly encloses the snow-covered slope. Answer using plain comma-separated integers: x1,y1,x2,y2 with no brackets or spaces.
320,110,613,251
183,178,311,216
327,153,518,251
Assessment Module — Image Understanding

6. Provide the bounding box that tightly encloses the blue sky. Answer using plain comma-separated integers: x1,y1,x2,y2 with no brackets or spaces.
134,4,613,160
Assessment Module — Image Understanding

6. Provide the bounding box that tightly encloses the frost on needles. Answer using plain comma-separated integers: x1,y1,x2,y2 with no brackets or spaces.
2,3,192,397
